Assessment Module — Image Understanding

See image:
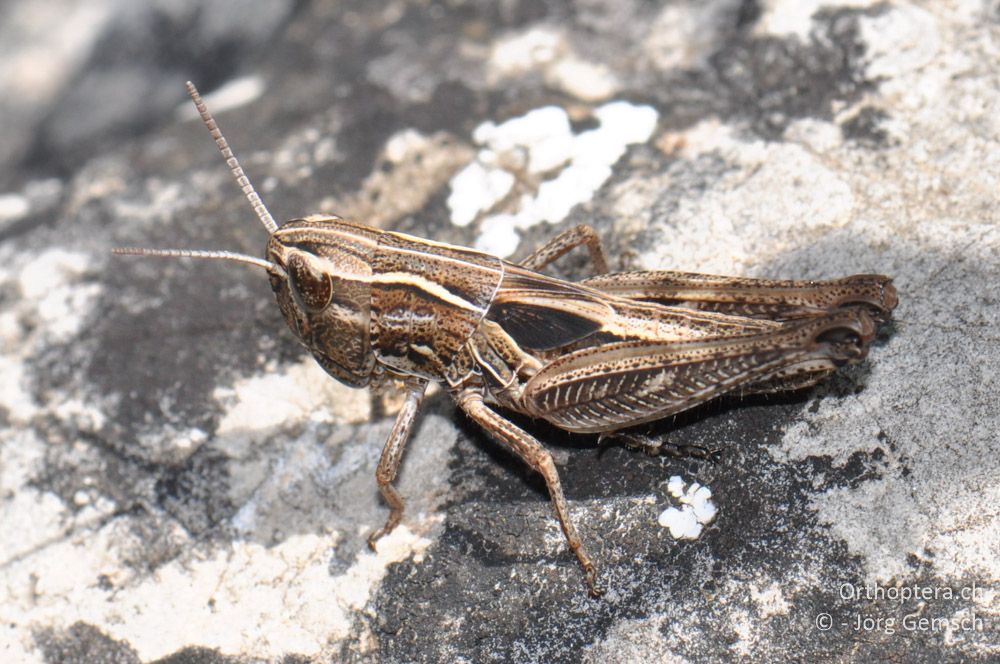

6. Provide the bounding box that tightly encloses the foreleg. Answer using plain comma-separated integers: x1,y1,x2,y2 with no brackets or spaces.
367,380,428,550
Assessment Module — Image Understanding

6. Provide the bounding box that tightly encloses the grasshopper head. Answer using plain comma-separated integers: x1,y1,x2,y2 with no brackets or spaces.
265,217,377,386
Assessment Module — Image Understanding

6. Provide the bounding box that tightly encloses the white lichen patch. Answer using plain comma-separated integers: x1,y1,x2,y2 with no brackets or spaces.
17,247,89,300
335,129,473,228
474,216,522,258
750,582,791,619
727,607,756,658
0,521,432,661
447,160,515,227
546,57,619,102
0,179,64,233
0,355,36,424
609,117,855,275
581,615,675,664
642,2,742,70
753,0,880,40
448,101,658,256
0,431,74,563
1,409,452,661
489,27,564,77
0,247,102,423
384,128,430,163
858,4,940,81
473,106,574,175
108,178,185,224
16,248,100,341
0,192,29,225
658,476,717,540
214,357,371,437
488,26,620,101
658,504,702,540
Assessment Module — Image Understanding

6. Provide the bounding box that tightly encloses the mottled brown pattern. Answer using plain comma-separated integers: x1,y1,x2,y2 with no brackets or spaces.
375,229,504,309
368,229,503,378
267,218,377,386
469,319,538,393
494,264,788,348
124,87,897,596
581,271,898,323
255,216,896,594
517,312,876,433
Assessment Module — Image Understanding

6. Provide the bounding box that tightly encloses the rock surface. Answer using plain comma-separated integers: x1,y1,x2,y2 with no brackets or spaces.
1,1,998,662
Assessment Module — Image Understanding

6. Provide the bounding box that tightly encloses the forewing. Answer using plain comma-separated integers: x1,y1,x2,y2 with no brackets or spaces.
581,271,898,323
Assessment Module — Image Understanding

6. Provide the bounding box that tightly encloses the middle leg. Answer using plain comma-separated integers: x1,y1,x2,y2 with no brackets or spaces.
520,224,609,275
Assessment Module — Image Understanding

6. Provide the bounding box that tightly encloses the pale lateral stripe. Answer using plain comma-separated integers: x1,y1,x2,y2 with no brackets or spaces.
372,272,483,313
293,224,504,317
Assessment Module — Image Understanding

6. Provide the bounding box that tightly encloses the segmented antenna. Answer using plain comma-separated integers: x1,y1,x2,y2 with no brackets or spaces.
185,80,278,235
112,247,278,272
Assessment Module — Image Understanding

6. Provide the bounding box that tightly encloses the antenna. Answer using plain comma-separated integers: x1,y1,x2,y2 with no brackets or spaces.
111,82,282,272
185,80,278,235
112,247,279,273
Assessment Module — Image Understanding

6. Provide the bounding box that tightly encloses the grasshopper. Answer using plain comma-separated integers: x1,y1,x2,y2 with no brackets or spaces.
114,83,897,596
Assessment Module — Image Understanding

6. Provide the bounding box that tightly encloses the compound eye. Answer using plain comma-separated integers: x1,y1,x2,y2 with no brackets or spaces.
287,253,333,312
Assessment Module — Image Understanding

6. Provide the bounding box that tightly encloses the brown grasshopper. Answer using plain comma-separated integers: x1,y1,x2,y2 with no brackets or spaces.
114,83,898,596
